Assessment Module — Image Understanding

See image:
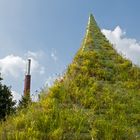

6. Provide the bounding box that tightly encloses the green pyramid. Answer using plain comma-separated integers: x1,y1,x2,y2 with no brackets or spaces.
0,14,140,140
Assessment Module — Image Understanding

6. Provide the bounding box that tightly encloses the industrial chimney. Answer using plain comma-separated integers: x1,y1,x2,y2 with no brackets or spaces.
24,59,31,97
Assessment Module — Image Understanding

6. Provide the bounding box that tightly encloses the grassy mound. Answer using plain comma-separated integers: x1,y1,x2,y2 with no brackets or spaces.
0,14,140,140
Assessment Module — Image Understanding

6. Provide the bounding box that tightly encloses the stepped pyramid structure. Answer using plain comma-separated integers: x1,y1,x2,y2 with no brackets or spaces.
0,14,140,140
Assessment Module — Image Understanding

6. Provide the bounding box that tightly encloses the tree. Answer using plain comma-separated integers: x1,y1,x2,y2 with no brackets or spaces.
18,94,31,109
0,75,16,121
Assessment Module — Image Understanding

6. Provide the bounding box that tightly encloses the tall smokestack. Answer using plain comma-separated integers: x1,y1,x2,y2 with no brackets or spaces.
24,59,31,97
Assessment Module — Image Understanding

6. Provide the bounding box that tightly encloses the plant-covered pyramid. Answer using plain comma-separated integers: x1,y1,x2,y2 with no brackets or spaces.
0,14,140,140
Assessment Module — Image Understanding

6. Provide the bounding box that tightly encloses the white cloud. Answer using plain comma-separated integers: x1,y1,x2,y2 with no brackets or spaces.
45,73,64,88
102,26,140,65
27,51,39,59
51,50,58,61
39,67,45,75
12,90,21,103
26,51,45,75
0,55,25,78
45,75,57,87
26,51,44,59
45,74,62,87
0,51,45,78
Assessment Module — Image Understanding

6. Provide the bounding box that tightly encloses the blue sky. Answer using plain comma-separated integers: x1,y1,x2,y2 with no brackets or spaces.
0,0,140,101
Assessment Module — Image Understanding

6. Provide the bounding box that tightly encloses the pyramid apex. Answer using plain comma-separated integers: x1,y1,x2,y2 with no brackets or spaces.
82,14,97,51
88,14,95,26
89,13,94,18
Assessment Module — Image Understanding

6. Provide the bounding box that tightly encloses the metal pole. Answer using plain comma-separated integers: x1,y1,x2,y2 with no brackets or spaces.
27,59,31,75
